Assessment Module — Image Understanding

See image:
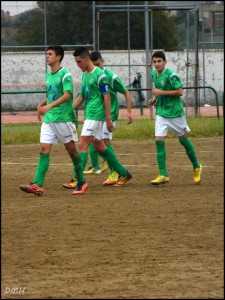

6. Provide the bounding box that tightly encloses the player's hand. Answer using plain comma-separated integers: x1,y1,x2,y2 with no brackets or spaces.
37,103,44,121
37,112,42,121
148,96,157,105
151,88,162,97
106,119,115,132
126,112,132,125
37,104,51,116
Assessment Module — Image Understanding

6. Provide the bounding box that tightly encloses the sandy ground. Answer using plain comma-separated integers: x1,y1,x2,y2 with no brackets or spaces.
1,137,224,299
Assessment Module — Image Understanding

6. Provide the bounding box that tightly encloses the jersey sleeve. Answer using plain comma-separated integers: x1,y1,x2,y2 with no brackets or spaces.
169,72,183,90
98,73,110,94
112,76,127,94
79,74,85,95
62,72,73,93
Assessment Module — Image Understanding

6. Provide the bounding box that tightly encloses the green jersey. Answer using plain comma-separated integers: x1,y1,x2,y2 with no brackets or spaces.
80,67,109,120
44,67,77,123
151,68,184,118
104,68,127,121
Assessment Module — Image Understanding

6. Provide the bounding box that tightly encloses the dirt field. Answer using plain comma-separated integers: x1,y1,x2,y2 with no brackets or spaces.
1,137,224,299
1,106,223,124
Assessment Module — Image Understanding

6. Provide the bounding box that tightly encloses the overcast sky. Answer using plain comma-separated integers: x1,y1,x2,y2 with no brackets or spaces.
1,1,38,16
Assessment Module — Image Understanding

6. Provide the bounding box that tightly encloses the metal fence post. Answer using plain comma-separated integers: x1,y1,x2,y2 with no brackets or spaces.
136,72,143,115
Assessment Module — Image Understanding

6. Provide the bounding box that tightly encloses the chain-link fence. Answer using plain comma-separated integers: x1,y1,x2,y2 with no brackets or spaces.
1,1,224,123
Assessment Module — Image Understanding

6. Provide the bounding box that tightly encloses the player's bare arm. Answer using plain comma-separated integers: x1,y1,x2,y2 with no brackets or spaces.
151,87,183,97
73,94,84,109
37,99,47,121
104,93,114,132
38,91,71,116
124,90,132,124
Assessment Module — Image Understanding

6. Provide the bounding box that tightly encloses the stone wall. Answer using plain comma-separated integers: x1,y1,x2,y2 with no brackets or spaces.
1,50,224,111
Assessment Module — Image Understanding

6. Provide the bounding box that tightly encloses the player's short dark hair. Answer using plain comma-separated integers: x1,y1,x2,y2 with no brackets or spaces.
90,51,102,61
73,47,90,58
47,45,64,62
152,51,166,61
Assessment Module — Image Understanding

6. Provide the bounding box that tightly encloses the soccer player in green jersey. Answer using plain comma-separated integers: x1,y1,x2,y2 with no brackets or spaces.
148,51,202,185
64,47,132,194
81,51,132,185
64,51,132,188
19,45,86,195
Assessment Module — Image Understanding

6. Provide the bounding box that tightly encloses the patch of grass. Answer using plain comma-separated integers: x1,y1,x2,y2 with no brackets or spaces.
1,117,224,145
2,123,41,144
113,117,224,140
113,119,155,140
185,116,224,137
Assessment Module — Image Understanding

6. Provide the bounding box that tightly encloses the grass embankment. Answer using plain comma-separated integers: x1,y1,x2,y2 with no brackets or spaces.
1,117,224,145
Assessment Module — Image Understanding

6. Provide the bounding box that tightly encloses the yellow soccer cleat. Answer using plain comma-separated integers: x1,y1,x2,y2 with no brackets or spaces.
151,175,169,185
102,171,119,186
193,164,202,184
83,168,101,175
100,160,108,173
63,178,77,189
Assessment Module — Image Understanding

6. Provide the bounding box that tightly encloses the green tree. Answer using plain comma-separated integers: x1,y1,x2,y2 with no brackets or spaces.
1,10,11,26
2,1,180,51
172,10,196,50
94,1,179,50
14,9,45,46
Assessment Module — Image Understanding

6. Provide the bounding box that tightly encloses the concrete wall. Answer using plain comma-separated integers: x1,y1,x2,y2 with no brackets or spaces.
1,50,224,111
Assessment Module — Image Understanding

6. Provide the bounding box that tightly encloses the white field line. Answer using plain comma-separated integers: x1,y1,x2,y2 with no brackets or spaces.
2,162,150,167
1,162,217,168
13,149,223,160
2,151,222,168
